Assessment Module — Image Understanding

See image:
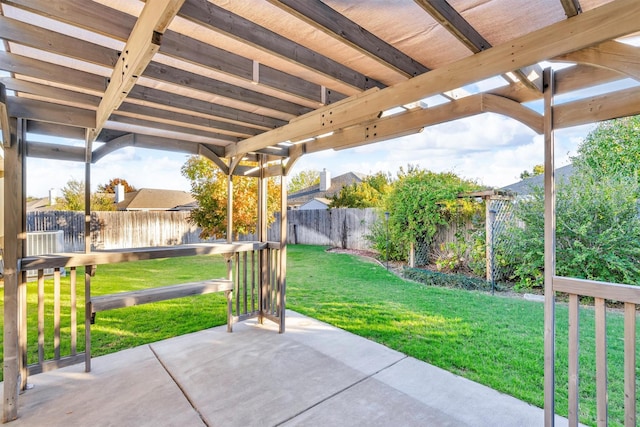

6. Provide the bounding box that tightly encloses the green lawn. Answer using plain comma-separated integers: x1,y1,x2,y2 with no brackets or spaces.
1,245,637,426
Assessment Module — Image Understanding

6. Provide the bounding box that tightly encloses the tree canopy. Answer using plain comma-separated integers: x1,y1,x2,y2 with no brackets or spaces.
181,156,281,239
519,164,544,180
55,178,115,211
288,169,320,193
330,171,392,208
98,178,137,193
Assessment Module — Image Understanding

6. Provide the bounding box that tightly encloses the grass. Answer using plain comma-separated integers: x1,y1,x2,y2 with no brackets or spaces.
1,245,637,426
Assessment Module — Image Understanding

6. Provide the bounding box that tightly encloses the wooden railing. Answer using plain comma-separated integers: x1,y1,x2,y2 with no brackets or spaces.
553,276,638,427
19,242,284,381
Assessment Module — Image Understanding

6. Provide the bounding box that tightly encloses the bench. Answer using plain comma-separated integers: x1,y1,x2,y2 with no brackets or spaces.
89,279,234,326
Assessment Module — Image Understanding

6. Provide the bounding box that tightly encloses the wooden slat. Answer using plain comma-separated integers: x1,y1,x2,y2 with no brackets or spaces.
595,297,608,427
70,267,77,356
230,0,640,157
91,279,233,313
179,0,385,91
84,266,93,372
553,276,640,304
243,251,248,315
26,121,87,140
53,268,61,360
26,141,86,162
20,242,268,273
624,302,636,427
37,269,45,365
28,353,87,376
270,0,429,77
0,78,101,108
87,0,186,142
568,294,580,427
234,253,240,316
8,98,96,129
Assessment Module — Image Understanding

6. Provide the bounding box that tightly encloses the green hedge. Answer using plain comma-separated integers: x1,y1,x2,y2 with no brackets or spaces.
402,267,506,292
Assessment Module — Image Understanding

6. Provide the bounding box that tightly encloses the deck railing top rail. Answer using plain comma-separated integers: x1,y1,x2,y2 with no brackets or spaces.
19,241,281,271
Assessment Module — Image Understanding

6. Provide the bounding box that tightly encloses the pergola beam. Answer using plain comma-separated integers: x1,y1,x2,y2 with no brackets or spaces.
179,0,384,91
87,0,186,143
230,0,640,157
414,0,543,94
8,97,96,129
5,0,344,105
25,141,86,162
555,40,640,81
268,0,429,78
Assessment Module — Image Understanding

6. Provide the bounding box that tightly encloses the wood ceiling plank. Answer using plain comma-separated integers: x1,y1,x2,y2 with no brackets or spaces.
143,62,311,116
0,52,106,93
88,0,186,142
268,0,429,78
127,85,286,130
179,0,385,91
231,0,640,156
6,0,339,103
115,102,260,138
0,78,101,108
106,115,240,143
8,97,95,128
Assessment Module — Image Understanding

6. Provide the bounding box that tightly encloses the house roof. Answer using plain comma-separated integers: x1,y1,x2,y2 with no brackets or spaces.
288,172,365,206
501,164,574,196
0,0,638,175
116,188,195,211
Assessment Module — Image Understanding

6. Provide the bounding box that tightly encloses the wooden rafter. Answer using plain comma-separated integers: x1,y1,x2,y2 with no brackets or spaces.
86,0,185,142
230,0,640,157
413,0,543,93
560,0,582,17
8,97,95,129
268,0,429,78
5,0,346,105
178,0,384,91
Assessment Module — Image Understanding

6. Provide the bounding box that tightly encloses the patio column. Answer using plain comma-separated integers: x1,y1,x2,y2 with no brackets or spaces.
278,162,287,333
2,115,26,423
84,130,92,253
257,155,267,324
543,67,557,427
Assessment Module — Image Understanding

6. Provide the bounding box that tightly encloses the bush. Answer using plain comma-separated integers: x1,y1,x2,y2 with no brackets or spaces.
402,267,505,292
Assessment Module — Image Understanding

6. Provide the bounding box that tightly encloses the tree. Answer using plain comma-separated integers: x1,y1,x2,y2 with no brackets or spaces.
571,115,640,189
330,171,392,208
181,156,281,239
500,116,640,289
288,169,320,193
98,178,137,193
55,178,115,211
519,164,544,180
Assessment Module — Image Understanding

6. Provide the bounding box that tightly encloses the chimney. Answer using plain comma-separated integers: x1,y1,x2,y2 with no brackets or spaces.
115,184,125,203
48,188,57,206
320,168,331,191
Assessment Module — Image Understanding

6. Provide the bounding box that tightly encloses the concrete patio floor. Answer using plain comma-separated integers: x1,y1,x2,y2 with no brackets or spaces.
2,311,573,426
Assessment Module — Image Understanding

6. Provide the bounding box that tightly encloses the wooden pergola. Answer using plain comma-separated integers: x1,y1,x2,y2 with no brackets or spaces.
1,0,640,425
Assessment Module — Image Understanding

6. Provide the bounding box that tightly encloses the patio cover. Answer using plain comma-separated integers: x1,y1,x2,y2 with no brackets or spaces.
1,0,640,424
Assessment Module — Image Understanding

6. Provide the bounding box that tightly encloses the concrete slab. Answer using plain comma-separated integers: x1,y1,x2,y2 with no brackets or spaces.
3,345,205,427
1,311,574,426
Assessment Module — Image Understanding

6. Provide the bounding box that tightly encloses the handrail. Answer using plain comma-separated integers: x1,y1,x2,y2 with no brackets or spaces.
553,276,640,304
19,241,272,271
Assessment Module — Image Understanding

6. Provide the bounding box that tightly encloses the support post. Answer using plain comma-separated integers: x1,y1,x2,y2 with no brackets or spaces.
543,67,557,427
3,116,25,422
278,162,287,333
226,172,234,332
84,129,92,253
258,155,268,324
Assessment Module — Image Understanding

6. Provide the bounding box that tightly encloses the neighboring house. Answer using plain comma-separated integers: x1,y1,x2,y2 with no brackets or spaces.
501,164,574,197
116,188,195,211
288,169,366,210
